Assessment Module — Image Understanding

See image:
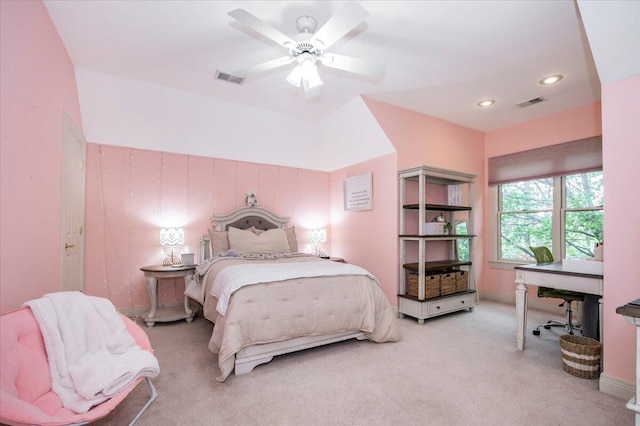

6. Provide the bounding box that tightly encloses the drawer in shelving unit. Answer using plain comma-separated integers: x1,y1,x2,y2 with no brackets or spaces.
426,293,475,316
397,292,476,323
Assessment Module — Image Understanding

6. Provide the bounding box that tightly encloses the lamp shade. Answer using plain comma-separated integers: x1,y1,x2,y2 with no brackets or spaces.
309,228,327,244
160,227,185,246
287,53,323,89
302,61,323,88
286,65,303,87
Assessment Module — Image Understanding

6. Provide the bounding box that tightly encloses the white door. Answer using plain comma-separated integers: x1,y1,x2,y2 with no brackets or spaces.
61,114,87,292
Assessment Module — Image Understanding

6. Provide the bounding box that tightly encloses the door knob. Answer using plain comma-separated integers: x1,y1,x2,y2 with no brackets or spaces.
65,243,75,249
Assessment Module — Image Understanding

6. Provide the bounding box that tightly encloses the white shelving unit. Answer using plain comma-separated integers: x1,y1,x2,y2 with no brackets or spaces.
398,165,477,324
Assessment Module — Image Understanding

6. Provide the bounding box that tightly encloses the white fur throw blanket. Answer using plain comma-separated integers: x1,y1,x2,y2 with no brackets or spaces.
24,292,160,413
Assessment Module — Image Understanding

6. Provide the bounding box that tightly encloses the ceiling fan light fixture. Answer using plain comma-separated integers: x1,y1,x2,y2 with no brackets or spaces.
229,3,380,95
286,53,322,89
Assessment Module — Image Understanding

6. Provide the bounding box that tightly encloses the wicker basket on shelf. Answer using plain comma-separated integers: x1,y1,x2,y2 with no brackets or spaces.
440,273,457,296
454,271,469,292
559,335,601,379
407,273,440,299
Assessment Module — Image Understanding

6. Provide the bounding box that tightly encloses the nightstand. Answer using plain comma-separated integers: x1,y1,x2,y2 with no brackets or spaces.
141,264,197,327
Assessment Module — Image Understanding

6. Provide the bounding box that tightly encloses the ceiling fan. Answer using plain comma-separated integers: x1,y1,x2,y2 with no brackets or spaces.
223,2,386,97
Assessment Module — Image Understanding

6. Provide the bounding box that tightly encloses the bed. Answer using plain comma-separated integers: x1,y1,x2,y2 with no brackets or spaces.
185,205,400,381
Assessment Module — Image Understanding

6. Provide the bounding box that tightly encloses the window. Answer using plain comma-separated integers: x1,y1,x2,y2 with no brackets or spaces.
495,171,603,263
456,221,469,262
564,172,604,258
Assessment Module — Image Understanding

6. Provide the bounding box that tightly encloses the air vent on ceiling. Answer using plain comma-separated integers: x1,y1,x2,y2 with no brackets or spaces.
215,70,245,85
515,97,545,108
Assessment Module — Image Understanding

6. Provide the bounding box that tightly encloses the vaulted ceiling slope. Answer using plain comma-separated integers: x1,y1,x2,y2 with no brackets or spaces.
76,69,394,172
45,1,638,171
577,0,640,85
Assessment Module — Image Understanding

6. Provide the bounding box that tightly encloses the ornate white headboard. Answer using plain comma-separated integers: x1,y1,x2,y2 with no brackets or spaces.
199,206,290,261
212,206,290,231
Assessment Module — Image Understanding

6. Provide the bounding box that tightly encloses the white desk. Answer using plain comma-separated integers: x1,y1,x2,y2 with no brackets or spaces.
513,262,603,351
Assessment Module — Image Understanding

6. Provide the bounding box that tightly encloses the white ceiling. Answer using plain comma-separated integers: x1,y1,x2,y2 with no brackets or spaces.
43,1,635,133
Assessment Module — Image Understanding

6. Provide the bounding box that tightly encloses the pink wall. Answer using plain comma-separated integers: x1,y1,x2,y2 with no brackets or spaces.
329,154,398,304
363,97,486,175
483,97,639,385
328,98,486,307
0,0,82,313
600,74,640,383
485,102,602,158
84,144,330,310
483,103,602,300
363,98,486,295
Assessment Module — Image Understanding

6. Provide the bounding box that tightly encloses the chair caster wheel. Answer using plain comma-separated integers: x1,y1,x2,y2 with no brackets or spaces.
533,329,541,336
544,325,551,330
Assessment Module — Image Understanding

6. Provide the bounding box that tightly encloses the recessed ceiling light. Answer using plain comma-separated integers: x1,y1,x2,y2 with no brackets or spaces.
539,74,563,85
477,99,495,107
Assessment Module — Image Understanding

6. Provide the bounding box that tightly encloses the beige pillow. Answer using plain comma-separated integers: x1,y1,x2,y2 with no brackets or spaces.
284,226,298,252
248,226,296,252
208,229,229,257
208,227,277,257
228,227,290,254
248,226,264,235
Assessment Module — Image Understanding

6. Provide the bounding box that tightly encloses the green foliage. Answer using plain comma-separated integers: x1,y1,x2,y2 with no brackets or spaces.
566,172,603,208
499,172,603,261
501,212,552,260
456,222,469,261
501,178,553,211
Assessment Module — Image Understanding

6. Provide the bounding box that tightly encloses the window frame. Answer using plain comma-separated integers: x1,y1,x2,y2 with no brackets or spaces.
489,173,603,269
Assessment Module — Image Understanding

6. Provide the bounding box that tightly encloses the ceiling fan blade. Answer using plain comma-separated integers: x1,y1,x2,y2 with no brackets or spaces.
234,56,295,78
228,9,296,50
320,53,385,80
311,2,369,50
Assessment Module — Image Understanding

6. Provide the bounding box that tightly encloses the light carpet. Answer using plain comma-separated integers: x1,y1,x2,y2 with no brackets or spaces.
93,300,633,425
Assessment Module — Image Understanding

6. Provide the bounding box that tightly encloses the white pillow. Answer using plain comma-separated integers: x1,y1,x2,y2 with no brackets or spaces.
228,227,291,254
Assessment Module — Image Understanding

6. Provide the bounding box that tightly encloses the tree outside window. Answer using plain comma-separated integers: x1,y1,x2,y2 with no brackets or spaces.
564,172,604,258
498,172,603,262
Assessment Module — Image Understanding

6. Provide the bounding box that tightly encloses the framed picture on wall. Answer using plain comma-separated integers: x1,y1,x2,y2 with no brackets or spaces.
344,172,373,211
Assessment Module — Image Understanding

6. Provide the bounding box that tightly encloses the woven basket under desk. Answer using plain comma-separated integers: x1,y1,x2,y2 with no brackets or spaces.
440,273,457,296
559,335,601,379
407,273,441,299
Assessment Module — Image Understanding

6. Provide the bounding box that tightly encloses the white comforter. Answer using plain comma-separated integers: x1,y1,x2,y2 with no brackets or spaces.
198,256,400,381
212,261,378,315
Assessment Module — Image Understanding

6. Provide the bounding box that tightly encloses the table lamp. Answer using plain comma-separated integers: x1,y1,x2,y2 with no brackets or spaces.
160,227,185,266
309,228,327,257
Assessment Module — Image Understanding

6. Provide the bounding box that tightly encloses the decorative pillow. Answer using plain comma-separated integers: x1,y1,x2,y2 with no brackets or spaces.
208,229,230,257
284,226,298,252
228,227,290,254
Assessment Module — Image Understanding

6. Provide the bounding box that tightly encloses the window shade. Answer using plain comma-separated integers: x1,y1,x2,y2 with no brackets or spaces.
488,136,602,186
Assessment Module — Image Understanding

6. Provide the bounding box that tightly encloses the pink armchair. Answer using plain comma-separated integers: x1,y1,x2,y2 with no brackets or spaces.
0,307,157,426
